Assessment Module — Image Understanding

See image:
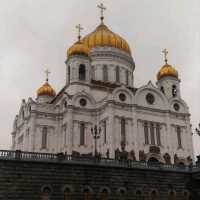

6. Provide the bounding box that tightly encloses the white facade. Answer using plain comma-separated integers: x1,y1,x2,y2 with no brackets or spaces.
11,22,194,165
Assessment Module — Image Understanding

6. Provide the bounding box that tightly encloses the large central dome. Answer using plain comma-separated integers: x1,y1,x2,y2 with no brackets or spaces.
81,23,132,55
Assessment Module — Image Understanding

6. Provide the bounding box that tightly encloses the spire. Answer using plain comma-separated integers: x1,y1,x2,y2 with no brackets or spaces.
162,49,169,64
97,3,106,24
75,24,83,41
44,69,51,82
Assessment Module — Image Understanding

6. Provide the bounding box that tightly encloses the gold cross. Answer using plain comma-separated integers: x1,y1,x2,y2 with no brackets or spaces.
45,69,51,82
75,24,83,41
162,49,168,64
97,3,106,22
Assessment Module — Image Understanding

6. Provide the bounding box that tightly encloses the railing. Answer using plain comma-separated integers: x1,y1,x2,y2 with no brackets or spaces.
0,150,200,172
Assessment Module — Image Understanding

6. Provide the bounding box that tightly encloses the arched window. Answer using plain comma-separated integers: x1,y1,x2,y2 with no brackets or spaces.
126,70,129,85
68,65,70,83
100,188,109,200
161,86,165,94
172,85,177,97
41,127,48,149
79,64,86,80
144,121,149,144
121,118,126,144
103,65,108,82
103,120,107,144
41,186,51,200
177,126,182,148
116,66,120,83
168,190,176,200
91,65,95,80
84,188,92,200
80,123,85,146
22,110,25,120
150,123,155,145
150,190,159,200
64,188,71,200
183,190,190,200
119,188,126,200
156,124,161,146
136,190,143,200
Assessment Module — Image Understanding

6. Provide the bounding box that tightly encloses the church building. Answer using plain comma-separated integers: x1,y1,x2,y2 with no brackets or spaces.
11,4,194,165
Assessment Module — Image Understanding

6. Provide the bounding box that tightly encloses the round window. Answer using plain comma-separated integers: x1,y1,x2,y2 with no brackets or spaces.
119,93,126,102
173,103,180,111
79,98,87,107
146,93,155,104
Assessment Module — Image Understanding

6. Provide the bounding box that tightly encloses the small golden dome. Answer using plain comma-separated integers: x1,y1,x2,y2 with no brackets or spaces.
81,23,131,55
37,82,56,97
157,64,178,80
67,41,90,57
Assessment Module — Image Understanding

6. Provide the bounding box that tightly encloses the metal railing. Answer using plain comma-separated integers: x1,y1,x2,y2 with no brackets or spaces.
0,150,199,172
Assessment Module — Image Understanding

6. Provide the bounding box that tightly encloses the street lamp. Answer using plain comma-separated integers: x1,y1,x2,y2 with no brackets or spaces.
91,124,101,157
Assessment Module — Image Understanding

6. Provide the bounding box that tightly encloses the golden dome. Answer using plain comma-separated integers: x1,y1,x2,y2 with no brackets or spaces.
157,64,178,80
37,82,56,97
81,23,131,55
67,41,90,57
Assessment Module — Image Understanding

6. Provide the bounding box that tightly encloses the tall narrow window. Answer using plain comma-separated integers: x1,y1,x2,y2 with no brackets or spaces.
156,124,161,146
79,64,86,80
126,70,129,85
64,188,71,200
144,122,149,144
104,120,107,144
91,66,95,80
172,85,177,97
177,127,182,148
101,189,108,200
121,118,126,144
116,66,120,83
42,127,48,149
150,123,155,145
168,190,176,200
68,65,70,83
63,125,67,146
103,65,108,82
42,187,51,200
150,190,158,200
161,86,165,94
80,123,85,146
136,190,143,200
84,189,92,200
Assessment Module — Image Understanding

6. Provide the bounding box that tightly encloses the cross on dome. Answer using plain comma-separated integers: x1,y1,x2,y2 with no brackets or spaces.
97,3,106,23
44,69,51,82
162,49,168,64
75,24,83,41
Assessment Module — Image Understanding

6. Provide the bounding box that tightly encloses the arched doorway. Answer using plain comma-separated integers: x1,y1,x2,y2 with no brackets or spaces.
148,157,159,163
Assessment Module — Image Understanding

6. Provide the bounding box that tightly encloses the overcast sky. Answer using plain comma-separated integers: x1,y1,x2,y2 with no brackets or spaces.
0,0,199,156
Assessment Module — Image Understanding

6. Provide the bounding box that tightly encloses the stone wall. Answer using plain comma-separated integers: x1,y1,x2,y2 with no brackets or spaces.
0,154,200,200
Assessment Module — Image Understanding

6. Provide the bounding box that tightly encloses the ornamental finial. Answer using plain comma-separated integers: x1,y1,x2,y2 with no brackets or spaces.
75,24,83,41
44,69,51,82
97,3,106,23
162,49,169,64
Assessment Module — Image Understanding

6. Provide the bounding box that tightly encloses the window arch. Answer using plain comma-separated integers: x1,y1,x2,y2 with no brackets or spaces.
172,85,177,97
168,190,176,200
41,186,52,200
64,188,71,200
126,70,129,85
79,64,86,80
135,190,143,200
103,65,108,82
68,65,70,83
41,127,48,149
80,123,85,146
121,118,126,144
83,188,92,200
116,66,120,83
100,188,109,200
150,190,159,200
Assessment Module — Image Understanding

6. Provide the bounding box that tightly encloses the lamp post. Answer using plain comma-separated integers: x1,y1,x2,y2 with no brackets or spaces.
91,125,101,157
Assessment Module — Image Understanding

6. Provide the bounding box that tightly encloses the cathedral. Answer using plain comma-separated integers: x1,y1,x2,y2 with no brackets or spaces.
11,4,194,165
